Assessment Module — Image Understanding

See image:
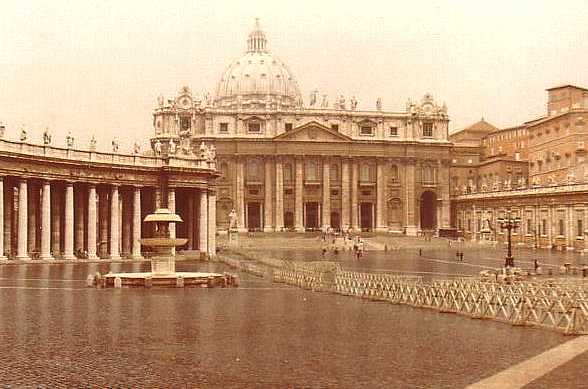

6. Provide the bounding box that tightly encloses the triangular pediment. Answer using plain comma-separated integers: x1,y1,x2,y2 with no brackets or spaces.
273,121,352,142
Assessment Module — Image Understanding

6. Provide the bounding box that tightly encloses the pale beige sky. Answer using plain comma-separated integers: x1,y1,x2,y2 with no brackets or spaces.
1,0,588,151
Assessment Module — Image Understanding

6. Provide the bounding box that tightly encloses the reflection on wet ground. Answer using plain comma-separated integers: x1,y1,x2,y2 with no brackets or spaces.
0,256,578,388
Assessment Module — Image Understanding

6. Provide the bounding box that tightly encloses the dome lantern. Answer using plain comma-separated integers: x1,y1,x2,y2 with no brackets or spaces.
247,18,268,53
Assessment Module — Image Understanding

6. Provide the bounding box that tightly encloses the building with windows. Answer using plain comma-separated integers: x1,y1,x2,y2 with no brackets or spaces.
451,85,588,251
151,19,451,235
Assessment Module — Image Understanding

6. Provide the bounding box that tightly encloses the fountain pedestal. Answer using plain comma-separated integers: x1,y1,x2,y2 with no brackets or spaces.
99,209,237,288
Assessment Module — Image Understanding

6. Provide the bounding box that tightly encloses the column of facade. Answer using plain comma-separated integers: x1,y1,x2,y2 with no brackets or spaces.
16,179,29,260
63,182,75,260
351,160,359,231
74,185,85,253
263,158,273,232
120,190,131,256
39,180,53,260
294,157,304,231
584,204,588,252
207,190,216,257
27,182,37,255
51,183,61,257
0,177,5,260
404,159,417,236
199,190,208,255
109,185,121,260
87,185,98,259
322,158,330,229
275,158,284,231
235,158,246,231
131,186,143,259
341,159,350,231
375,159,386,232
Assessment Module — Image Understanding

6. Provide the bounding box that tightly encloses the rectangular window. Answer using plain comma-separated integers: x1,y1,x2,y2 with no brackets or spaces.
219,122,228,133
559,219,565,236
578,219,584,237
467,219,471,232
542,219,547,235
527,219,532,234
285,123,293,132
248,122,261,133
389,126,398,136
284,189,293,195
423,122,433,137
360,126,374,136
331,124,339,132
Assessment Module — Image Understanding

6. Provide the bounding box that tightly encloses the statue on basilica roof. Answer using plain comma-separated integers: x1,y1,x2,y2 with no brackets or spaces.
89,135,97,151
376,97,382,111
321,94,329,108
66,131,74,149
20,126,27,142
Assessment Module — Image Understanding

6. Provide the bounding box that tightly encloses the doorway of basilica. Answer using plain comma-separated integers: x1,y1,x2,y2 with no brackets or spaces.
304,202,319,230
420,191,437,230
330,212,340,231
360,202,373,231
247,202,262,231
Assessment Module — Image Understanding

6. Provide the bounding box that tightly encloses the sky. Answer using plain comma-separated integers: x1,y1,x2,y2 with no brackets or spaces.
1,0,588,152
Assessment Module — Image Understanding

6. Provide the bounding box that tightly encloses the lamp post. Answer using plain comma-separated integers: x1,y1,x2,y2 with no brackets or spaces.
497,210,521,268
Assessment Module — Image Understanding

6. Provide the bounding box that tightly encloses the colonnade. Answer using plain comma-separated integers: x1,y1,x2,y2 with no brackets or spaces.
0,176,215,260
457,202,588,251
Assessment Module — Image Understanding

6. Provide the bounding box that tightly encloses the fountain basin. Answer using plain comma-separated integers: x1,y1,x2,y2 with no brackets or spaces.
102,271,238,288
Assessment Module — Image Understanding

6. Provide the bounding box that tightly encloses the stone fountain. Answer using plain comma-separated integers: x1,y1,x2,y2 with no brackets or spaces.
99,208,237,288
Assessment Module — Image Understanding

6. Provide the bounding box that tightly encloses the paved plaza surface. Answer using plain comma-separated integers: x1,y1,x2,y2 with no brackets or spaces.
0,235,586,387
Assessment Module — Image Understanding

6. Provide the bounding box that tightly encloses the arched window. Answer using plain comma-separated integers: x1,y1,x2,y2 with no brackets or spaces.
330,164,339,183
247,160,261,181
305,161,318,181
283,163,293,182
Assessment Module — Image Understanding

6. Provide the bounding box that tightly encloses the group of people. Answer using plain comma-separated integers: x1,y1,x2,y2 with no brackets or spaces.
320,228,366,260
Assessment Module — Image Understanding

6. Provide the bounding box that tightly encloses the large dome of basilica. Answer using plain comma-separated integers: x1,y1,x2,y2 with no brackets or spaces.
214,19,303,110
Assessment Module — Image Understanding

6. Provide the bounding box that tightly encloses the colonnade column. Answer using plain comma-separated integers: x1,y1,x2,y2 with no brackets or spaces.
0,177,5,260
275,158,284,231
207,190,216,257
263,158,273,232
87,184,98,259
322,158,330,229
341,159,350,231
187,192,194,250
375,159,387,232
131,186,143,259
4,180,12,259
109,185,121,260
351,160,359,231
27,183,38,255
235,158,245,231
199,190,208,255
74,185,85,253
16,179,29,260
294,157,304,232
39,180,53,260
51,183,61,257
63,182,75,260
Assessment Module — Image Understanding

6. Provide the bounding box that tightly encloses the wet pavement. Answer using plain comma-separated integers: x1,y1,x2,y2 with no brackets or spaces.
0,257,580,388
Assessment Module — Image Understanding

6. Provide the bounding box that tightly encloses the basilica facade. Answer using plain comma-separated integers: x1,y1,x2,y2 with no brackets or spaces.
151,20,451,235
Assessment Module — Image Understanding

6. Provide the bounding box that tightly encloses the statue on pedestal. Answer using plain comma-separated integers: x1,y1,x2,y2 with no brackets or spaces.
376,97,382,111
66,131,74,149
228,208,238,230
43,127,52,145
169,139,177,154
111,138,119,153
133,141,141,154
350,96,358,110
321,94,329,108
153,139,162,156
20,126,27,142
89,135,97,151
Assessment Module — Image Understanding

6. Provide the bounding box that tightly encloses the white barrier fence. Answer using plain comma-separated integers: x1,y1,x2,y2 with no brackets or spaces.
219,252,588,335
